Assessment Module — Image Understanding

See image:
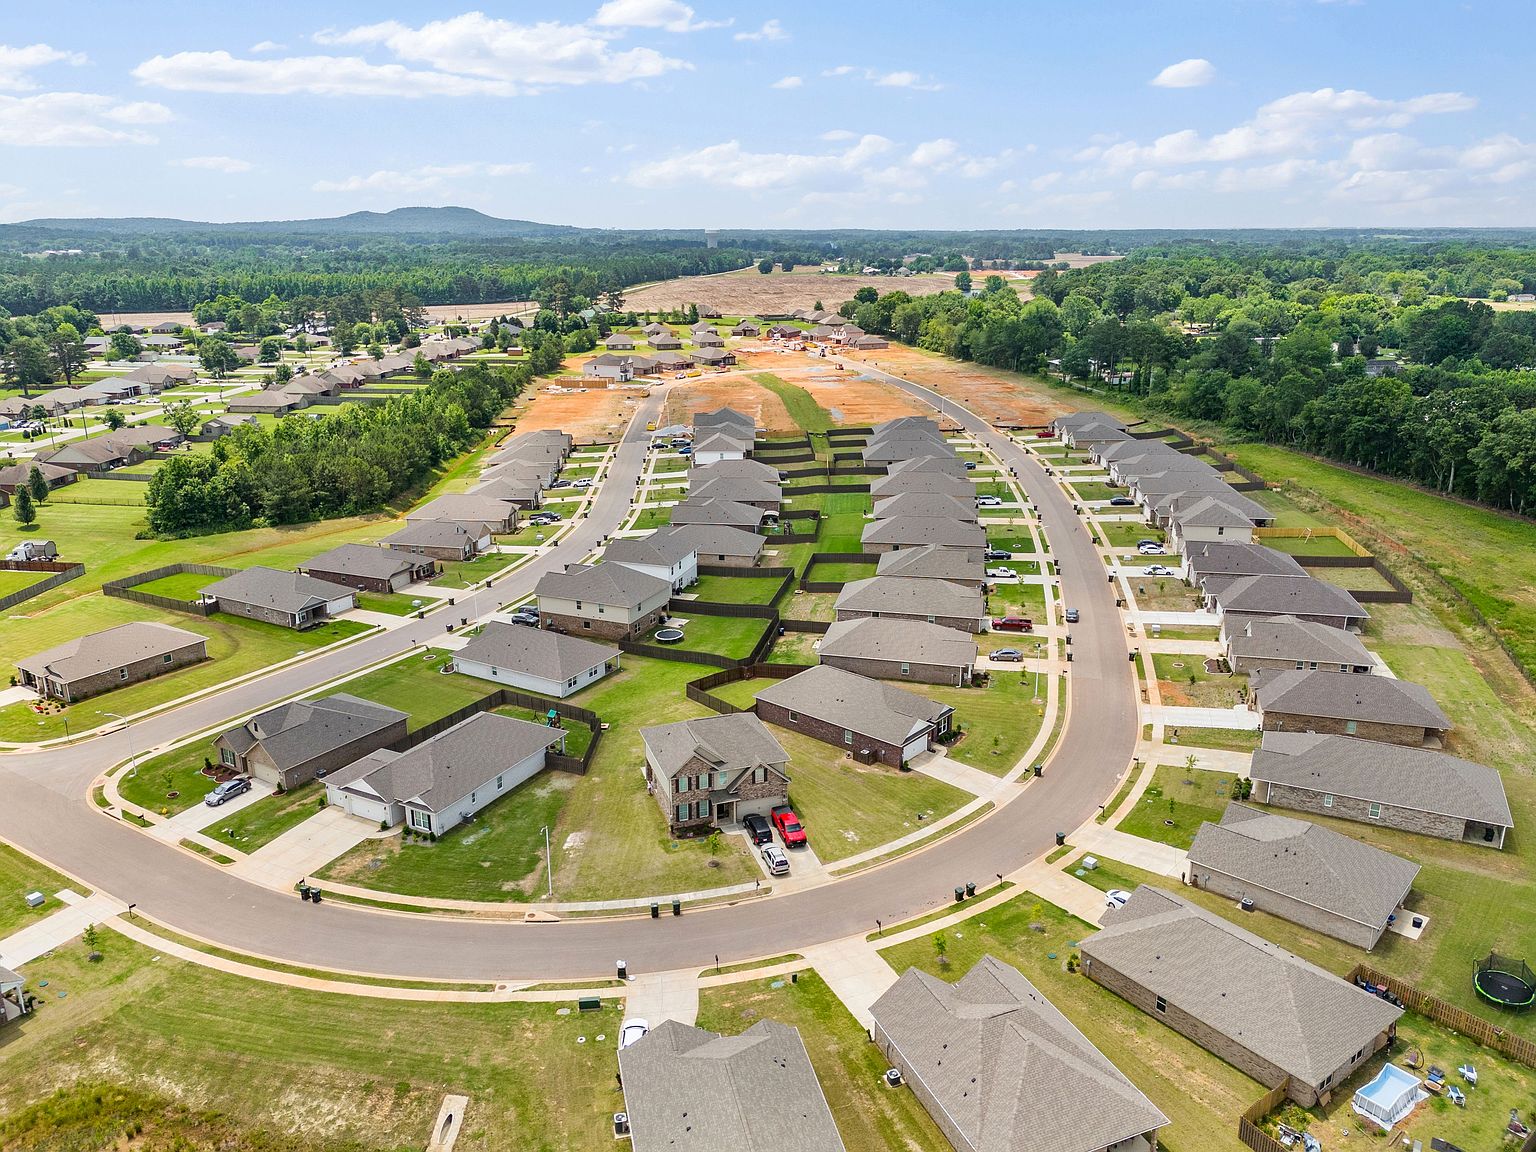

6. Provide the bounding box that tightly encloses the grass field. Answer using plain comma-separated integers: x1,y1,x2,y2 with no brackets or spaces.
1116,764,1236,849
920,671,1048,774
985,529,1038,554
987,580,1047,622
0,570,45,598
432,552,514,589
116,741,222,815
1101,522,1164,548
206,781,325,853
1259,532,1358,557
0,841,81,938
133,570,215,601
1164,725,1261,752
803,560,878,584
754,373,834,434
688,573,786,605
695,972,948,1152
317,651,488,731
877,891,1263,1152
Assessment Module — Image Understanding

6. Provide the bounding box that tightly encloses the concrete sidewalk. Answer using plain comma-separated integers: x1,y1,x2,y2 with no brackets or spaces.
1143,704,1259,730
1071,825,1187,878
801,940,898,1028
227,807,379,889
0,890,127,968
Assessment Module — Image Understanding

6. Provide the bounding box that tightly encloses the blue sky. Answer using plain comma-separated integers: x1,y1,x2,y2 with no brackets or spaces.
2,0,1533,228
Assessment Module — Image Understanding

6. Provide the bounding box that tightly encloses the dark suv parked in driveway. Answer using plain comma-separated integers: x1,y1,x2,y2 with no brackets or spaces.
742,812,773,845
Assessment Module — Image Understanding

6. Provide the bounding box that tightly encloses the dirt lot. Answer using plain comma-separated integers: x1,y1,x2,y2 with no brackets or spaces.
509,378,643,441
662,372,795,432
98,300,537,330
838,344,1072,428
626,268,956,317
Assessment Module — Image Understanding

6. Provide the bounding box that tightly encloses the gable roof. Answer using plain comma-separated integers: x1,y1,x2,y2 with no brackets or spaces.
1227,615,1372,667
886,455,970,479
872,957,1168,1152
1251,732,1513,828
869,470,973,499
1214,575,1368,622
535,561,670,608
820,617,977,669
326,712,563,814
692,433,752,455
1082,886,1402,1087
670,497,767,528
1172,495,1261,528
691,458,781,484
875,544,985,583
691,477,783,505
618,1019,845,1152
1188,803,1419,930
384,520,488,549
457,621,616,680
201,566,356,614
1253,668,1451,732
862,517,986,550
604,532,698,569
300,543,425,583
1187,543,1307,581
836,576,983,620
219,693,406,771
871,492,977,522
407,494,517,524
16,621,205,684
755,665,952,746
654,523,764,560
641,712,789,778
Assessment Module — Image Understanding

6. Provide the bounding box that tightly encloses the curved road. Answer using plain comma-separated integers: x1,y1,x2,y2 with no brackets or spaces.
0,375,1134,981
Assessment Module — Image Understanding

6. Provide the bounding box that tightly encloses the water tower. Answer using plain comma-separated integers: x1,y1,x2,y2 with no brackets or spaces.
704,229,720,249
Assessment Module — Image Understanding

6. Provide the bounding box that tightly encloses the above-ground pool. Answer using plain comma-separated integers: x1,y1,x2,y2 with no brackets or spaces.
1351,1063,1424,1130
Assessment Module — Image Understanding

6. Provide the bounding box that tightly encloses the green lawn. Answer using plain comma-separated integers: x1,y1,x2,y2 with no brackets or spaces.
0,935,625,1150
0,841,81,937
803,560,878,584
651,454,690,474
754,373,833,434
878,891,1263,1152
653,613,770,660
1164,726,1261,753
432,552,514,589
321,651,489,730
1145,624,1219,642
133,571,215,601
1115,764,1236,850
920,671,1048,775
689,573,786,605
771,727,970,863
985,529,1038,554
1102,522,1163,548
355,591,425,616
0,570,45,598
116,741,222,816
1258,532,1358,557
696,972,949,1152
1152,652,1246,709
705,676,779,710
987,581,1047,621
1070,481,1125,501
206,781,326,852
629,506,673,531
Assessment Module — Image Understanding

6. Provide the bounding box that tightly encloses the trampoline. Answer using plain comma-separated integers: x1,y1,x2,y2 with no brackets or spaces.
1474,952,1536,1010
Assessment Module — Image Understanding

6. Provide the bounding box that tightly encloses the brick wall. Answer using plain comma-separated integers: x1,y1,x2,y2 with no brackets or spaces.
820,652,968,687
755,699,910,768
1230,654,1371,675
540,605,665,641
1257,781,1473,843
1259,710,1432,747
1187,865,1384,950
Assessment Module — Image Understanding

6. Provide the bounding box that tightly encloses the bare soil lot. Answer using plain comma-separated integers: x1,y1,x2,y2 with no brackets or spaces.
626,268,955,316
510,379,641,441
841,344,1072,428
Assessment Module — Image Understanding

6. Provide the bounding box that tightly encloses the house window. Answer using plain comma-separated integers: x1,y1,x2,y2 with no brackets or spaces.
583,620,591,629
1345,720,1358,735
469,792,476,804
409,808,431,832
696,800,712,820
119,667,129,681
162,653,173,664
675,774,689,794
787,710,799,723
1217,526,1225,536
1309,661,1318,670
900,662,911,676
753,766,766,784
566,677,578,688
220,748,235,767
1323,794,1334,808
575,600,583,610
1296,660,1304,669
1155,996,1167,1014
716,770,728,788
497,775,504,790
1368,802,1383,820
843,729,853,745
676,803,689,823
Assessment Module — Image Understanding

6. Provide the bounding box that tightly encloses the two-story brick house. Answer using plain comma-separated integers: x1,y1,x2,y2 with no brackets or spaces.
640,713,790,835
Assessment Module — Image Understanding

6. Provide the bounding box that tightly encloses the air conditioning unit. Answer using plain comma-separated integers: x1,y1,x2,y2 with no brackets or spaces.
613,1112,631,1137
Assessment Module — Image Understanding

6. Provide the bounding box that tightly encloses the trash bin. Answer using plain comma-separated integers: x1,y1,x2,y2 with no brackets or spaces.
671,898,682,916
1035,765,1044,778
310,889,322,905
965,882,976,898
954,886,965,903
617,960,628,980
650,902,659,919
1055,831,1066,846
297,885,311,900
1128,650,1138,662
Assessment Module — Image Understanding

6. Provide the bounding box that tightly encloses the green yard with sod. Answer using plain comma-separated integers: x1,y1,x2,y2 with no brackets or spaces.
1163,725,1260,753
432,552,515,589
651,613,770,660
0,841,81,938
753,373,834,434
317,651,489,730
984,529,1038,554
117,741,226,816
919,672,1049,775
1151,652,1246,709
986,580,1047,621
688,573,786,604
206,781,326,853
1101,522,1164,548
0,569,47,598
1115,764,1236,850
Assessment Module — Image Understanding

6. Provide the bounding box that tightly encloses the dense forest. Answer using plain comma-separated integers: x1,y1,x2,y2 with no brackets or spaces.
842,242,1536,514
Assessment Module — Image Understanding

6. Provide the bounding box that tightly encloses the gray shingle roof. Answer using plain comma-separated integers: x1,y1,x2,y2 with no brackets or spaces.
604,532,698,568
1082,886,1402,1087
201,566,356,614
1251,733,1513,828
869,471,974,499
873,416,943,437
871,492,977,522
755,665,952,746
690,458,780,484
1253,668,1451,731
535,561,671,608
1187,543,1307,582
694,407,755,434
836,576,983,621
692,433,752,455
220,693,406,772
16,621,206,684
872,957,1168,1152
1051,410,1127,432
654,523,764,560
1214,575,1368,622
618,1019,845,1152
670,498,767,529
1188,803,1419,929
864,439,958,463
691,477,782,505
1227,615,1372,668
876,544,985,583
862,518,986,550
301,543,425,584
1172,495,1260,528
640,712,789,778
384,520,488,549
887,455,970,479
820,617,977,669
457,621,616,680
408,494,517,525
325,712,563,814
1163,488,1272,524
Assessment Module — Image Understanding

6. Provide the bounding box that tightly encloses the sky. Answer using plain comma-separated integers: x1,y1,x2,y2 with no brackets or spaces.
2,0,1534,230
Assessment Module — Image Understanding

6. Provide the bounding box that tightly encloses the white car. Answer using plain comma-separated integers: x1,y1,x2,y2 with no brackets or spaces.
975,495,1004,507
1143,564,1175,576
1105,889,1132,910
619,1018,650,1050
1137,543,1167,556
985,566,1017,580
760,844,791,876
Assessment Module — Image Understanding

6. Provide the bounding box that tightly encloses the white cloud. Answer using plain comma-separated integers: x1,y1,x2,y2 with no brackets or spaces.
735,18,787,42
0,182,23,198
312,161,532,194
770,75,802,89
907,138,1012,178
249,40,286,53
819,128,855,141
591,0,729,32
1150,58,1215,88
1029,171,1062,191
630,134,894,192
0,43,87,92
822,64,857,77
139,12,690,98
173,155,253,174
822,64,941,91
0,91,171,146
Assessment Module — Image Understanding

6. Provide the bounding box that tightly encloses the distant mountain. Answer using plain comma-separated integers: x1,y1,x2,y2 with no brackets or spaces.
7,206,574,239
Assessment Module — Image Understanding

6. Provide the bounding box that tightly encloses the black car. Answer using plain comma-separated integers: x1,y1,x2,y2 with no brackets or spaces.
507,610,539,626
984,548,1011,561
1109,496,1136,506
743,812,773,845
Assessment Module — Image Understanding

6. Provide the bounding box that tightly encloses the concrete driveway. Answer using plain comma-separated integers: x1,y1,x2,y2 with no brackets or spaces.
228,806,381,890
147,779,276,844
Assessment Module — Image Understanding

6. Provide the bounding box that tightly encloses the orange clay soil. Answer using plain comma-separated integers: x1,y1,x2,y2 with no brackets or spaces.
838,345,1073,428
510,378,642,441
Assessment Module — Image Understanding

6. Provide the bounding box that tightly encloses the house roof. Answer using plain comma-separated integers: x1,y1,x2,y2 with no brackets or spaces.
0,461,74,489
654,523,764,560
875,544,985,583
863,439,957,463
604,532,698,569
641,712,789,778
755,665,952,746
691,477,782,505
871,492,977,522
1227,615,1372,667
1215,575,1368,621
869,470,973,499
457,621,616,681
1051,410,1127,432
836,576,983,621
886,455,970,479
670,497,766,528
201,566,356,614
1162,488,1271,524
871,957,1168,1152
691,458,781,485
16,621,206,684
1082,886,1402,1087
301,543,426,583
1251,733,1513,828
1253,668,1451,732
820,617,977,669
618,1019,845,1152
384,520,487,549
1172,495,1260,528
37,438,133,467
1187,543,1307,581
471,478,543,503
1188,803,1419,930
692,433,752,455
407,494,516,524
694,407,755,433
326,712,563,814
862,517,986,550
535,561,670,608
219,693,406,772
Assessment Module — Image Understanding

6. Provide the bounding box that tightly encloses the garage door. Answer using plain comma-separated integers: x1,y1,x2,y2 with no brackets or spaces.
336,792,390,824
327,596,357,617
903,733,930,763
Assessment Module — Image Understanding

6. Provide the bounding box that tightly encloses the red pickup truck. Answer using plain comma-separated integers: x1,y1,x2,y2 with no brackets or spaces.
991,616,1034,632
771,804,808,848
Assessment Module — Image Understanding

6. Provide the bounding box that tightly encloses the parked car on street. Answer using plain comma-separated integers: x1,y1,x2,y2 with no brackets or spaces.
771,805,807,848
204,778,252,807
991,616,1034,632
991,648,1024,662
1064,607,1080,624
760,845,791,876
743,812,773,845
1137,539,1160,549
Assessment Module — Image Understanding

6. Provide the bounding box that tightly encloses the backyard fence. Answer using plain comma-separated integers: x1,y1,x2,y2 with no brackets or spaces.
697,564,793,580
1202,446,1268,490
1254,526,1372,557
0,561,85,613
685,663,803,714
1253,526,1413,604
753,450,816,464
800,552,878,592
103,562,236,616
391,684,603,775
756,436,811,450
1236,1080,1293,1152
1348,964,1536,1068
86,470,154,483
671,597,778,620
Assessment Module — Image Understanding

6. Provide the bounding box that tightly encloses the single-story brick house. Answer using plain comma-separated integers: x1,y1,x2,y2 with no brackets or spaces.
834,575,986,633
1251,667,1452,747
874,543,986,589
885,454,971,481
16,621,208,703
0,461,77,495
535,561,672,640
383,519,491,561
298,543,435,593
689,476,783,512
454,621,619,698
1224,615,1374,675
868,470,974,500
216,693,408,790
870,491,978,523
861,517,987,559
652,523,763,568
755,664,954,768
669,496,768,532
201,566,358,630
407,494,518,534
818,617,977,686
1207,575,1369,633
641,712,790,835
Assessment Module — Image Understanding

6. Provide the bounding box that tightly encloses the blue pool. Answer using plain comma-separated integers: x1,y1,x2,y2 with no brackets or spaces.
1352,1063,1423,1129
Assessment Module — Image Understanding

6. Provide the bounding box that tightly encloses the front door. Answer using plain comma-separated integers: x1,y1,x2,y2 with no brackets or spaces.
714,800,736,826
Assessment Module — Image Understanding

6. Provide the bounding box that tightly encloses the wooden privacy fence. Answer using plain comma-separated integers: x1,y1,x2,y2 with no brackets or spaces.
1349,964,1536,1067
1236,1080,1293,1152
392,683,603,775
1254,525,1372,557
0,561,85,613
685,663,803,714
800,551,878,591
103,562,236,616
1253,526,1412,604
697,563,793,580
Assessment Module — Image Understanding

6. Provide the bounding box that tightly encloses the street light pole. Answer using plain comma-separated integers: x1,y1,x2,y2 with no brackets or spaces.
540,824,553,899
104,713,137,775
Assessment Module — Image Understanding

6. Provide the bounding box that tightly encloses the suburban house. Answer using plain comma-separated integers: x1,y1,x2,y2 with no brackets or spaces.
690,476,783,511
226,389,304,416
1167,496,1259,552
886,455,970,480
649,332,684,350
1185,542,1307,593
215,693,408,789
534,561,672,640
1148,487,1272,530
482,457,559,488
407,495,518,534
454,621,619,698
872,956,1168,1152
755,664,954,768
863,439,957,466
875,544,986,588
691,434,753,466
1249,732,1513,848
861,517,986,558
618,1019,846,1152
851,335,889,350
1224,615,1374,675
605,333,636,351
323,712,565,835
1080,886,1402,1107
691,347,737,367
1251,668,1453,747
1207,575,1369,632
869,470,974,499
383,519,490,561
199,413,257,438
201,566,359,630
653,523,763,567
694,407,756,439
1186,803,1419,949
299,543,435,593
730,320,762,336
0,461,77,495
691,458,782,485
35,436,149,474
640,712,790,835
670,497,768,532
0,965,29,1030
693,330,725,348
603,533,699,592
472,477,544,509
835,576,986,633
584,353,647,382
871,492,978,523
16,621,208,703
818,617,977,686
